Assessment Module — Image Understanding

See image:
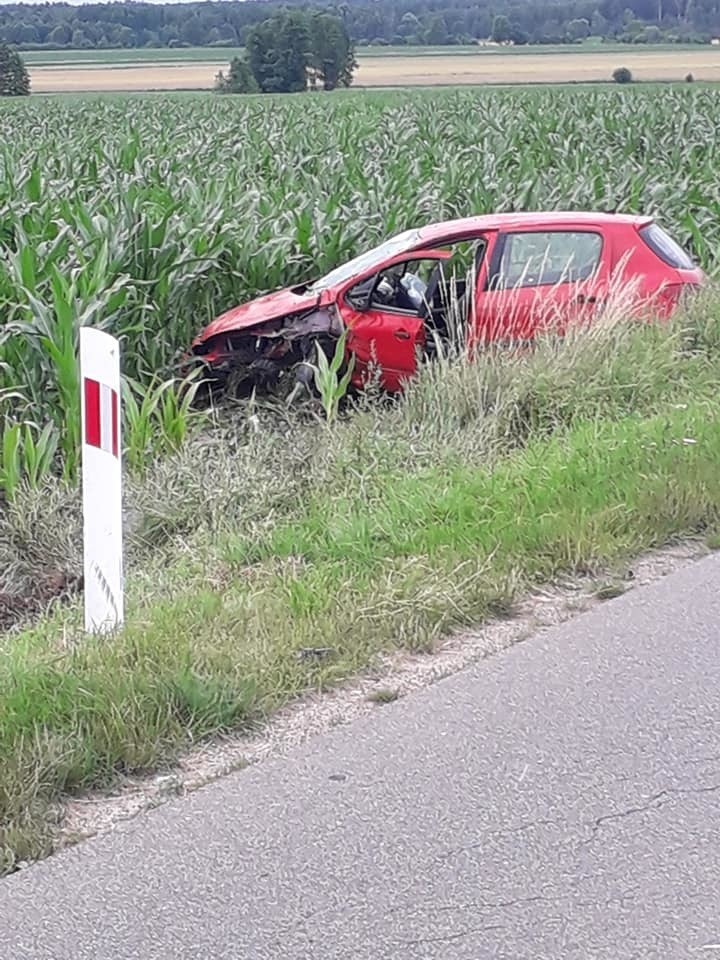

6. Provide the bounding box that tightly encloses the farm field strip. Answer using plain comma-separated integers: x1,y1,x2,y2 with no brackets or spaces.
355,49,720,85
25,47,720,92
18,41,712,66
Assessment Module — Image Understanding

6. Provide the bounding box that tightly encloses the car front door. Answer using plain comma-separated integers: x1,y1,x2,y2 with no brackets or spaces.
470,229,611,349
338,250,452,393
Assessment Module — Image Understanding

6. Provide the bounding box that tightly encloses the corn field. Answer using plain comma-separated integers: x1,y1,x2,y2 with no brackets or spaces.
1,86,719,492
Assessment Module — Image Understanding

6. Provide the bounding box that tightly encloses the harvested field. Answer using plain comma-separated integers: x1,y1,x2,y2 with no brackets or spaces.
27,47,720,93
356,49,720,86
28,62,228,93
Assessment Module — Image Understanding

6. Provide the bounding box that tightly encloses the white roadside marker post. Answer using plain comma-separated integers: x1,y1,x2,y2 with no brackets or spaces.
79,327,124,635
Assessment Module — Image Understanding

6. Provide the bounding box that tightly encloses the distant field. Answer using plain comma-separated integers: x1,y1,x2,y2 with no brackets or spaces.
20,41,711,67
25,45,720,92
357,49,720,86
21,46,248,66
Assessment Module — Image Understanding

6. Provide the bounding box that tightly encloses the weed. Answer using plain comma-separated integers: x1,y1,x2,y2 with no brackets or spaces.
595,582,627,601
368,688,400,705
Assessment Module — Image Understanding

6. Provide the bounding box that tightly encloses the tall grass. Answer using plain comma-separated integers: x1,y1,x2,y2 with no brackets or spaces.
3,301,720,871
1,86,720,488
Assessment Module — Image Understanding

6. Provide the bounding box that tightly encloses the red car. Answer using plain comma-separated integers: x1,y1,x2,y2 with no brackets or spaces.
191,212,704,395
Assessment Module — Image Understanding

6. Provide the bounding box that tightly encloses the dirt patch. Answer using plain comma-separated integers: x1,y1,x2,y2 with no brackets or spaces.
27,49,720,94
0,573,82,635
48,539,706,856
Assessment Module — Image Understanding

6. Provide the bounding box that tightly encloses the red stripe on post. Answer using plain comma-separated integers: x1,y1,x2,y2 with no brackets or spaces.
84,378,101,449
111,388,119,459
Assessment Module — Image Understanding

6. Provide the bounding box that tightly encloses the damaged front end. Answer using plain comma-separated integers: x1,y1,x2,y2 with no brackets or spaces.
191,304,344,399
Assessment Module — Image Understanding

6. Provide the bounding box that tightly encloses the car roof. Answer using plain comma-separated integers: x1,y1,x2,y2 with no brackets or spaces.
417,211,653,245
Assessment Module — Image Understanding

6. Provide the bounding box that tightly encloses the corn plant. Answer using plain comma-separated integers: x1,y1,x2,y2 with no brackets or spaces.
0,421,58,502
122,375,205,475
1,86,720,475
311,332,355,423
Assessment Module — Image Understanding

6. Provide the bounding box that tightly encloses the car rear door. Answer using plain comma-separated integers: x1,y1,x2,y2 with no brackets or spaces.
471,228,611,347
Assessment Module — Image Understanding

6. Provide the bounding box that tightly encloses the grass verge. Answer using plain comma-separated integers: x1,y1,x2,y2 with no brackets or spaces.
2,300,720,872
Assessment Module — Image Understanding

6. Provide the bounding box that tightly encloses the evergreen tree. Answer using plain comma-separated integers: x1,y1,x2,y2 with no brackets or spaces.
0,44,30,97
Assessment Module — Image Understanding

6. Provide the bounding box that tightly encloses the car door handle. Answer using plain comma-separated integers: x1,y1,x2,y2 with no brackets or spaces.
575,294,598,305
394,330,411,340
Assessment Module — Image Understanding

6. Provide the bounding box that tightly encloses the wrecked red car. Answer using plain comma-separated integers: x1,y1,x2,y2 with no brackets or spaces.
191,212,705,395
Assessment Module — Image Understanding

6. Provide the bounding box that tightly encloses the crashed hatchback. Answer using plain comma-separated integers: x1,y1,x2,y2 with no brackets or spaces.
190,212,704,395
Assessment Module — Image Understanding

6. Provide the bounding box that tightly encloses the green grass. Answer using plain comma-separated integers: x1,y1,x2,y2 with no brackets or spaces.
358,41,715,57
3,304,720,872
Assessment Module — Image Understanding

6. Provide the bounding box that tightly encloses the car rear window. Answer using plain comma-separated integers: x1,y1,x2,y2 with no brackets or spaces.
639,223,695,270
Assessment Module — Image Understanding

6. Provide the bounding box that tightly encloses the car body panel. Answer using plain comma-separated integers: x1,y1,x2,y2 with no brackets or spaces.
194,286,324,344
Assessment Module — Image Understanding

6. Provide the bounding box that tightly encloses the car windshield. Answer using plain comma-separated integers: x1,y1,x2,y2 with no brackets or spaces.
307,229,423,293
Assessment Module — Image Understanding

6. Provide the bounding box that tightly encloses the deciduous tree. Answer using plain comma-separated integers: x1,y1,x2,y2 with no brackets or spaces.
215,56,259,93
491,14,512,42
308,12,357,90
247,11,310,93
243,10,355,94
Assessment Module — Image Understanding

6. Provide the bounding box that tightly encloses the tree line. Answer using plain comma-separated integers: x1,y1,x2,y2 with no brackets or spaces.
0,0,719,51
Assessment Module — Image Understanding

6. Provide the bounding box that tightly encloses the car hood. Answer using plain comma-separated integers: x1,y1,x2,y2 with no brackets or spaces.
193,286,322,345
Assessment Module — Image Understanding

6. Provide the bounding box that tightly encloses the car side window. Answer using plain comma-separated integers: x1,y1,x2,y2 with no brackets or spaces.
346,259,443,314
490,231,603,290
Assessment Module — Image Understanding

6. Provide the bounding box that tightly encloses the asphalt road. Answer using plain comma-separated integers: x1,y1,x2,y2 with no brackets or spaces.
2,554,720,959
